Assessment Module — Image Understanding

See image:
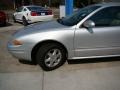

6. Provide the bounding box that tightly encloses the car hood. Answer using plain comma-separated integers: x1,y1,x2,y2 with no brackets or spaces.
14,20,68,37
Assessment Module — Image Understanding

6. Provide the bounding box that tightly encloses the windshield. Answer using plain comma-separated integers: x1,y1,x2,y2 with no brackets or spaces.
27,6,45,11
57,5,100,26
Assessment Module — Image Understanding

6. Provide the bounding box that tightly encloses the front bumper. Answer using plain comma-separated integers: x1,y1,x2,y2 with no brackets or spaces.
7,42,32,61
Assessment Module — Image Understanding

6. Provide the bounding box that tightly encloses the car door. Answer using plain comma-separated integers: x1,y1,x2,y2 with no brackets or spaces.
15,7,23,20
74,6,120,58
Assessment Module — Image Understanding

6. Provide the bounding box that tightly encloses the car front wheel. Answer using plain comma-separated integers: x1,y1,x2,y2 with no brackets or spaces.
36,43,66,71
13,15,16,23
22,17,28,26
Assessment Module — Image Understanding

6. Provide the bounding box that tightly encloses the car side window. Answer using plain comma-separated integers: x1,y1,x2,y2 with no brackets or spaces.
16,7,23,12
88,6,120,27
23,8,27,12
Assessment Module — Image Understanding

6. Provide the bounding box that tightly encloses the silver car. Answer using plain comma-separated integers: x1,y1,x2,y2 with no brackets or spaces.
8,3,120,71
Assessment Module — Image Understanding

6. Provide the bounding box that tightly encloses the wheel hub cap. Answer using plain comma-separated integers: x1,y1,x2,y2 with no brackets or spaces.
45,49,62,67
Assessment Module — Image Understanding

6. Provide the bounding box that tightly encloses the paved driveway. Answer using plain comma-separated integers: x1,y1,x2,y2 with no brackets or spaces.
0,22,120,90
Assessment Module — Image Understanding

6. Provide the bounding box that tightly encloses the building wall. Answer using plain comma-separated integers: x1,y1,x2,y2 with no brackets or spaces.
0,0,13,9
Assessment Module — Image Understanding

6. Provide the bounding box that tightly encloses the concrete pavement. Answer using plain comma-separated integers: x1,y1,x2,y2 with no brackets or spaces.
0,72,43,90
0,65,120,90
0,22,23,32
44,66,120,90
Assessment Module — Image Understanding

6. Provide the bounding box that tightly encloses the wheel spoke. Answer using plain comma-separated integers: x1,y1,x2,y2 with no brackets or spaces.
49,60,55,67
56,52,61,58
53,49,58,55
48,53,53,57
45,57,51,63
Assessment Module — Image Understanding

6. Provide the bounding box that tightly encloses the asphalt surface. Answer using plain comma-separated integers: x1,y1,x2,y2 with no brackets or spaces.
0,22,120,90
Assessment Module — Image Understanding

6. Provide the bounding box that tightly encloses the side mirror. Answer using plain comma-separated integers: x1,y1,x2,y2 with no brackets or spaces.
83,20,95,28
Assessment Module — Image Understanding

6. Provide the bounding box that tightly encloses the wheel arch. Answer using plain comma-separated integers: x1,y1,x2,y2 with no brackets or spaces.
31,40,68,64
22,16,27,19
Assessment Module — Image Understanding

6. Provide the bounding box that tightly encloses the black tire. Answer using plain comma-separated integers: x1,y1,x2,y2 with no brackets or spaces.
36,43,67,71
2,22,6,26
13,16,16,23
0,22,6,27
22,17,28,26
3,22,6,26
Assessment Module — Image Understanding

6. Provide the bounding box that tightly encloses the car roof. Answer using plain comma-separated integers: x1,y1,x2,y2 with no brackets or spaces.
23,5,42,8
95,2,120,7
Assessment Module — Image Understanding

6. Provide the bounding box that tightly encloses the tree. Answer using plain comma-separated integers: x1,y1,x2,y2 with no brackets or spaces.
74,0,93,8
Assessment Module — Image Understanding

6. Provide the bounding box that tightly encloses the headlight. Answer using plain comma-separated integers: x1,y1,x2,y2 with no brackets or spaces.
12,40,23,45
